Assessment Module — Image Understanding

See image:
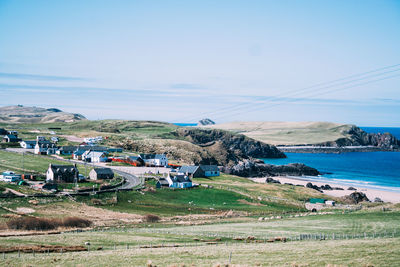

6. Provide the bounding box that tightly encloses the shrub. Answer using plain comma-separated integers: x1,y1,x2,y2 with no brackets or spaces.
6,216,93,230
143,214,161,223
63,217,92,228
6,217,59,230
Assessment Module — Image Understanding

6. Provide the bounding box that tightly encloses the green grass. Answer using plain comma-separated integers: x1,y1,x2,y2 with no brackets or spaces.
0,150,92,175
2,238,399,267
77,183,299,216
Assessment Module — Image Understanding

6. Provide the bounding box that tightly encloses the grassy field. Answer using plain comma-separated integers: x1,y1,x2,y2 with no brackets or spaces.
1,211,400,266
204,121,353,145
2,238,399,267
74,174,339,216
0,150,93,175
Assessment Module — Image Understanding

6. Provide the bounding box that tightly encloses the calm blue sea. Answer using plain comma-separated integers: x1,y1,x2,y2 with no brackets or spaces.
173,123,197,127
263,127,400,192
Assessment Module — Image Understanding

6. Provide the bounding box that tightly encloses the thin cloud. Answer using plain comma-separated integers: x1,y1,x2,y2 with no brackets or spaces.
0,72,90,82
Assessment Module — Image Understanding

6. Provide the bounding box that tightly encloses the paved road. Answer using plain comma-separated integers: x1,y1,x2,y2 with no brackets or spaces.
3,148,142,191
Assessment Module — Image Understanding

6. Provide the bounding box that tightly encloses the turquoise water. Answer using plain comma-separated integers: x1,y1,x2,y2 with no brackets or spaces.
263,127,400,192
173,123,197,127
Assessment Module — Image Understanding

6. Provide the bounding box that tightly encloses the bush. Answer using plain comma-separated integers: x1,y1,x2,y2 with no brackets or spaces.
6,216,93,230
6,217,59,230
143,214,161,223
63,217,92,228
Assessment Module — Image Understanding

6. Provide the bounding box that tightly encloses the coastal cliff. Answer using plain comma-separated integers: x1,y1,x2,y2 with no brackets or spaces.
318,125,400,149
223,159,320,177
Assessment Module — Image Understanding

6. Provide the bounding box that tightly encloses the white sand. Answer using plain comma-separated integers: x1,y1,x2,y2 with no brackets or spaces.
251,176,400,203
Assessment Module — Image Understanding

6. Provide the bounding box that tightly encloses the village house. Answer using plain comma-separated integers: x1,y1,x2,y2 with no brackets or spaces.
89,168,114,180
34,140,57,155
2,134,20,143
20,140,36,149
126,156,145,166
82,150,108,163
156,177,169,188
199,165,220,177
139,154,168,167
178,165,205,178
56,146,78,155
34,136,57,155
166,173,193,188
72,150,85,160
46,163,79,183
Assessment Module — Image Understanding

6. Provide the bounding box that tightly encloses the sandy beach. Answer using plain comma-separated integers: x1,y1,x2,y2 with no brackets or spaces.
251,176,400,203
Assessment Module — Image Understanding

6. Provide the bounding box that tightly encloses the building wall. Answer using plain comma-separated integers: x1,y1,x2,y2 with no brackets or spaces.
204,170,220,177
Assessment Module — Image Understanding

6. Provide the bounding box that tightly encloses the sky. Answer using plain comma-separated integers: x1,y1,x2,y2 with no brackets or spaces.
0,0,399,126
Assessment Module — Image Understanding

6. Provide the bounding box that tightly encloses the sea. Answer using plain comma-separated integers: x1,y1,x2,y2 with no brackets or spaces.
262,127,400,192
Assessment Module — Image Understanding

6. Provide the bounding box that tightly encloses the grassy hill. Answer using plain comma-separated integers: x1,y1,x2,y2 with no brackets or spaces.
0,105,86,123
204,121,354,145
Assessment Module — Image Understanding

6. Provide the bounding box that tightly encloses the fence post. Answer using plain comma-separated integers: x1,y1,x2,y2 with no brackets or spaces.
2,252,5,260
229,251,232,264
18,249,20,258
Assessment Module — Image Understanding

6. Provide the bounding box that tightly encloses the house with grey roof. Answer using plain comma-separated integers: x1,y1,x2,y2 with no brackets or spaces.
166,173,193,188
56,146,78,155
139,154,168,167
199,165,220,177
178,165,205,178
46,163,79,183
89,168,114,180
83,151,108,163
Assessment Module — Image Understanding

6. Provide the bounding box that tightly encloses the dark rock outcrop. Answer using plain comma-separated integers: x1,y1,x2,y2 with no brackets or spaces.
198,118,215,126
342,191,370,204
306,182,323,192
318,125,400,149
174,128,286,165
223,159,320,178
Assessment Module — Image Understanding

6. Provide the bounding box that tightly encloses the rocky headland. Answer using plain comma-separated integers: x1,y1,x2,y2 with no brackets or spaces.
223,159,320,177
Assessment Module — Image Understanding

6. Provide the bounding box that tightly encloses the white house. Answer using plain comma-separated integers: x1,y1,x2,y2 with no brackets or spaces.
139,154,168,167
166,173,193,188
83,151,108,163
20,140,36,149
34,141,57,155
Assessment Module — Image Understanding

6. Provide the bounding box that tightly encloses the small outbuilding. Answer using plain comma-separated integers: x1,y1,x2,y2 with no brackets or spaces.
89,168,114,180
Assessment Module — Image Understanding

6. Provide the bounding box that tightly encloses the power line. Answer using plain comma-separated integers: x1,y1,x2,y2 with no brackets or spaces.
180,63,400,122
212,72,400,121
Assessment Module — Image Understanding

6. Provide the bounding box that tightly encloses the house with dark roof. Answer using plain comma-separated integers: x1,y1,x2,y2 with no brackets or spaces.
166,173,193,188
89,168,114,180
156,177,170,188
46,163,79,183
178,165,205,178
199,165,220,177
56,146,78,155
127,156,145,166
2,134,20,143
139,154,168,167
34,140,57,155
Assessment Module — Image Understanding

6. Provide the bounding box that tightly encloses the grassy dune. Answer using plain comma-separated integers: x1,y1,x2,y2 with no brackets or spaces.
204,121,353,145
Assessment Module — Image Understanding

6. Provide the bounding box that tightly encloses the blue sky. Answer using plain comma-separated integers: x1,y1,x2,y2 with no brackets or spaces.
0,0,399,126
